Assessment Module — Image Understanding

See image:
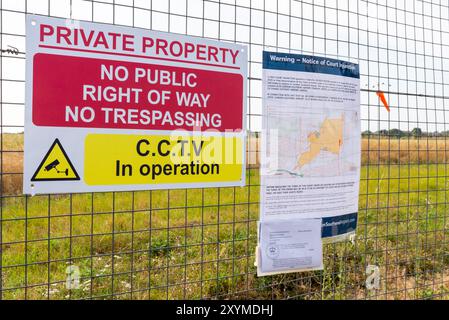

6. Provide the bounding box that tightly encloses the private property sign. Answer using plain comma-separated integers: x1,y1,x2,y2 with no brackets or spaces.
24,15,247,194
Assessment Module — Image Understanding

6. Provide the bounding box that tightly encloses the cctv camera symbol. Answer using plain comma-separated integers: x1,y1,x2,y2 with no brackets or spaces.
44,159,69,176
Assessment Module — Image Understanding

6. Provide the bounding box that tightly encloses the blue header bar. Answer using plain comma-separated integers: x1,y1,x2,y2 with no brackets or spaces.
263,51,360,79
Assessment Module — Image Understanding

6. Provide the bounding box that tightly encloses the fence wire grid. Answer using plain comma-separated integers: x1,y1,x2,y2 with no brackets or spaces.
1,0,449,300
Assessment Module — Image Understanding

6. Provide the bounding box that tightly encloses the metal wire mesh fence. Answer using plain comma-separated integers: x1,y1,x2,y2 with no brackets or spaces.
1,0,449,300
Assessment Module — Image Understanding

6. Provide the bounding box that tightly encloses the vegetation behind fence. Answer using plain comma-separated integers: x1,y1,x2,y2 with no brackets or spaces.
2,0,449,300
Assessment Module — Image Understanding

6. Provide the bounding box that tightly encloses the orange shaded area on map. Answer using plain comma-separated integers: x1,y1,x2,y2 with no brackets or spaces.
295,115,344,170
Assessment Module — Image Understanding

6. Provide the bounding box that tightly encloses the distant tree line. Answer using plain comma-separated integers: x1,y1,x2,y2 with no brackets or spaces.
362,128,449,138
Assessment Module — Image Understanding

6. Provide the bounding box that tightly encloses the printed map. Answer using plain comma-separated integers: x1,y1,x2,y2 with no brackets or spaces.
266,107,359,178
295,116,344,170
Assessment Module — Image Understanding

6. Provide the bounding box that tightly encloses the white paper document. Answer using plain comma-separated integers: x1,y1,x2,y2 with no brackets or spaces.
260,52,360,242
257,219,323,276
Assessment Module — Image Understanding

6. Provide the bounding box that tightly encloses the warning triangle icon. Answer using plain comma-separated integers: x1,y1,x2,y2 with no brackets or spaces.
31,139,80,181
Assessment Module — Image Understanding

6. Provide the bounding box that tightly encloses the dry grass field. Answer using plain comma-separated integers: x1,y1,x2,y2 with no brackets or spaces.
362,138,449,165
1,133,23,195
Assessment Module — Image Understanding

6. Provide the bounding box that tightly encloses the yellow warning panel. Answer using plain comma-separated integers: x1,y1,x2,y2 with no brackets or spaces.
31,139,80,181
84,134,244,186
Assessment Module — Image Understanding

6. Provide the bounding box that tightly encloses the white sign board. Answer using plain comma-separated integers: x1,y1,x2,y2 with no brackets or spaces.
24,15,247,195
260,51,361,247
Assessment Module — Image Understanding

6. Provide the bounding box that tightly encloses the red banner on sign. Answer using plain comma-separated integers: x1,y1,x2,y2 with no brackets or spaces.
32,53,244,132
